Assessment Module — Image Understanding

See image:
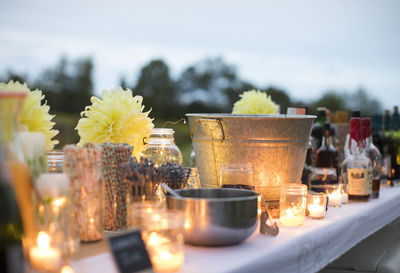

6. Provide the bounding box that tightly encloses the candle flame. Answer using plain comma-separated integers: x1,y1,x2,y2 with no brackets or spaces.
285,208,295,217
52,197,66,207
37,231,50,250
159,250,172,261
147,232,160,246
61,265,74,273
313,197,321,205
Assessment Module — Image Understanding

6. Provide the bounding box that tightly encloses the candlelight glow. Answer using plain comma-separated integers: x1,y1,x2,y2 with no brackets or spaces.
147,232,160,246
37,231,50,250
159,250,172,261
61,265,74,273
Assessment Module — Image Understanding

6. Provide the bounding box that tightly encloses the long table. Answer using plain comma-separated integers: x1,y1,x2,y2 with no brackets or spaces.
71,186,400,273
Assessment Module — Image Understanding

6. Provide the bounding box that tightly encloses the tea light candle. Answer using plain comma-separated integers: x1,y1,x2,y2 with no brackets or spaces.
151,249,184,273
328,190,342,207
280,208,304,227
308,203,325,219
29,232,62,271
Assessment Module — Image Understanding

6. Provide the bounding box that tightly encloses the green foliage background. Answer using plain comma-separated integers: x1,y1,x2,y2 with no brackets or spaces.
1,56,384,166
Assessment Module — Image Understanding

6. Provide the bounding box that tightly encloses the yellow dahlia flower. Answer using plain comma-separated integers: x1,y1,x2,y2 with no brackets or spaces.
0,80,59,150
76,87,154,158
232,89,279,115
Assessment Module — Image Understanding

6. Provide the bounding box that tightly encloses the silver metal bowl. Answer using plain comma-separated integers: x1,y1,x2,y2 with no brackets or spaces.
166,188,259,246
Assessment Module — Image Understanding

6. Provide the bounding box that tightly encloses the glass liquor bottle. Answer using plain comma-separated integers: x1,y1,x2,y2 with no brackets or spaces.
342,118,372,201
316,123,338,172
344,110,361,160
309,123,339,192
362,118,382,198
311,107,327,149
391,106,400,181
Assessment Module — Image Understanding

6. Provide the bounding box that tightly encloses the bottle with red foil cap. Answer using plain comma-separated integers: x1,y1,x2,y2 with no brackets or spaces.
362,118,382,198
342,118,373,201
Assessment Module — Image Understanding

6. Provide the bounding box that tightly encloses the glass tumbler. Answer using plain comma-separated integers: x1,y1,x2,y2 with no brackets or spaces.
142,210,184,273
219,163,254,190
279,184,307,227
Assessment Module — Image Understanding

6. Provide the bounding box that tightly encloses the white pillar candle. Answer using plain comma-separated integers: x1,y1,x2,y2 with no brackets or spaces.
151,249,184,273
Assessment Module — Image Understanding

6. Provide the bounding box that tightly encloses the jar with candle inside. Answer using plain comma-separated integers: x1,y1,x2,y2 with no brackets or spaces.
28,230,63,273
36,173,80,256
127,201,165,229
141,128,183,166
306,192,327,219
142,210,184,273
326,184,342,207
279,184,307,227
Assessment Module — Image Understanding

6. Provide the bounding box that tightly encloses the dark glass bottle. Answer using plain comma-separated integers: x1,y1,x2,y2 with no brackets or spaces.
362,118,382,198
316,123,338,171
311,108,327,149
0,130,25,273
391,106,400,181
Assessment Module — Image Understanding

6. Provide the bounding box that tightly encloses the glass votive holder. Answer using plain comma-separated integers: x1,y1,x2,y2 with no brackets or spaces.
28,231,63,273
326,184,342,207
341,183,349,204
279,184,307,227
47,150,64,173
306,192,327,219
142,210,184,273
219,163,254,190
127,201,165,229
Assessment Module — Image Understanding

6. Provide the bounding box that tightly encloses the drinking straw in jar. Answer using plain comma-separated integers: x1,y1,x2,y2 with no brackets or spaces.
63,144,102,242
100,143,133,231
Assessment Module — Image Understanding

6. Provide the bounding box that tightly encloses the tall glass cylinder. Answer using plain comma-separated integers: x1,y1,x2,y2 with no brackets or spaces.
0,92,36,243
64,144,103,242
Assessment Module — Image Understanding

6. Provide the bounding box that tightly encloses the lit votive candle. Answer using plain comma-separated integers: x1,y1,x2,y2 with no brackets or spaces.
326,185,342,207
308,203,325,219
151,248,184,273
142,211,184,273
29,232,62,272
307,193,327,219
280,184,307,227
280,208,304,227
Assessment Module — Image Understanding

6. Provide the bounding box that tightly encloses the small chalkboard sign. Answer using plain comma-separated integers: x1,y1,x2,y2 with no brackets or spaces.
108,230,153,273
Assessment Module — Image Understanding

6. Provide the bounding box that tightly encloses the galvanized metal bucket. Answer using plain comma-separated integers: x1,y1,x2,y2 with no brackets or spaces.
186,113,315,203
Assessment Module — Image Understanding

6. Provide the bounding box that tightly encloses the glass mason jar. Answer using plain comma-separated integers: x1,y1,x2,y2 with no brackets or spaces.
142,128,183,166
279,184,307,227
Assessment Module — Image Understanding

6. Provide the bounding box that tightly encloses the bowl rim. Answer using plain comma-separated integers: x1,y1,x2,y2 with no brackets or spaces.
186,113,316,119
167,188,260,202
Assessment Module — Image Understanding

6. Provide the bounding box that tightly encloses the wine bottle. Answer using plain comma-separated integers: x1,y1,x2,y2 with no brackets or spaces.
342,118,372,201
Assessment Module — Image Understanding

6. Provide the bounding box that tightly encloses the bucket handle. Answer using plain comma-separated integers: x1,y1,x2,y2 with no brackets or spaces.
190,118,225,143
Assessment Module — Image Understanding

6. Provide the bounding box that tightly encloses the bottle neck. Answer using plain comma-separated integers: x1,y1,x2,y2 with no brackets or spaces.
349,138,363,156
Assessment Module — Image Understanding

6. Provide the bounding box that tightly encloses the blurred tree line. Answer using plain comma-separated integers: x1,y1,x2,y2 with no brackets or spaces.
1,56,383,161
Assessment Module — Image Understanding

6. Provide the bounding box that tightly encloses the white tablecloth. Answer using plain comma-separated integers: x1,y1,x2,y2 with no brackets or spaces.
72,186,400,273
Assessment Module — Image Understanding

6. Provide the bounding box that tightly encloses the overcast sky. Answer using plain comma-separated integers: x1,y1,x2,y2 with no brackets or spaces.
0,0,399,110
